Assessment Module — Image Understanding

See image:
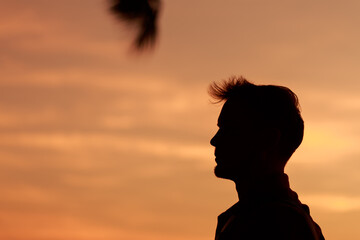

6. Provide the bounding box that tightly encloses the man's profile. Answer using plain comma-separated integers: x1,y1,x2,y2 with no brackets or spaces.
210,77,325,240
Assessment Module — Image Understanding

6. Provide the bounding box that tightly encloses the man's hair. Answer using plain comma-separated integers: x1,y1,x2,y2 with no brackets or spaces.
209,76,304,160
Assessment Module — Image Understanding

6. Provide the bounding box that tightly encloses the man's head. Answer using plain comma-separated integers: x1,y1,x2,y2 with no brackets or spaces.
210,76,304,181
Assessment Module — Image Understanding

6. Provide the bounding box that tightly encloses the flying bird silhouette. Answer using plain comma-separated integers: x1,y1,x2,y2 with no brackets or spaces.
109,0,161,51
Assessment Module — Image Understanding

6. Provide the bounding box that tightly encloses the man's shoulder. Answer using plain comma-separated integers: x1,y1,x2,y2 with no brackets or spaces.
228,199,316,239
252,200,318,239
250,199,311,225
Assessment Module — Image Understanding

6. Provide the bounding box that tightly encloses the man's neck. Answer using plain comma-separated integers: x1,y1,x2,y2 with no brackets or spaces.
234,171,287,201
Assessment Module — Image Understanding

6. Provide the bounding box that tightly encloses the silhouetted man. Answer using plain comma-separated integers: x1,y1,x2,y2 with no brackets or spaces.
210,77,325,240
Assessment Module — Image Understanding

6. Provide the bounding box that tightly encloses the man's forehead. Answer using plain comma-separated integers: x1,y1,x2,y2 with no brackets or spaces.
218,99,253,126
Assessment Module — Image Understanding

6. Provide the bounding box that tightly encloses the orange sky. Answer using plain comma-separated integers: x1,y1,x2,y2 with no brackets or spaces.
1,0,360,239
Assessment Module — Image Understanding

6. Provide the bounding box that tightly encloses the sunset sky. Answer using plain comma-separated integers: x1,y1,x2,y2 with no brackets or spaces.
1,0,360,239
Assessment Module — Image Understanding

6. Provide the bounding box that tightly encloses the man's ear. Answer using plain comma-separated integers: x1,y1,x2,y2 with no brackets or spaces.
262,128,281,149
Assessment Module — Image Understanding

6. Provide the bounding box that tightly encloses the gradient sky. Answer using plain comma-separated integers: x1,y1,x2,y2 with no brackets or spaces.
1,0,360,239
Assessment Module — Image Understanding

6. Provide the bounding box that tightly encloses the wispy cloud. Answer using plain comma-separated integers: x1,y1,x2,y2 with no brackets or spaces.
302,194,360,212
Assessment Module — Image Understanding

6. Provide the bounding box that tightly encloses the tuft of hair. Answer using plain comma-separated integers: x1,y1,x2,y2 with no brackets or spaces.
208,76,255,103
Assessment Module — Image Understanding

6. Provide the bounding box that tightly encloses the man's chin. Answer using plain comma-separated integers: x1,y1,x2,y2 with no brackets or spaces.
214,165,235,180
